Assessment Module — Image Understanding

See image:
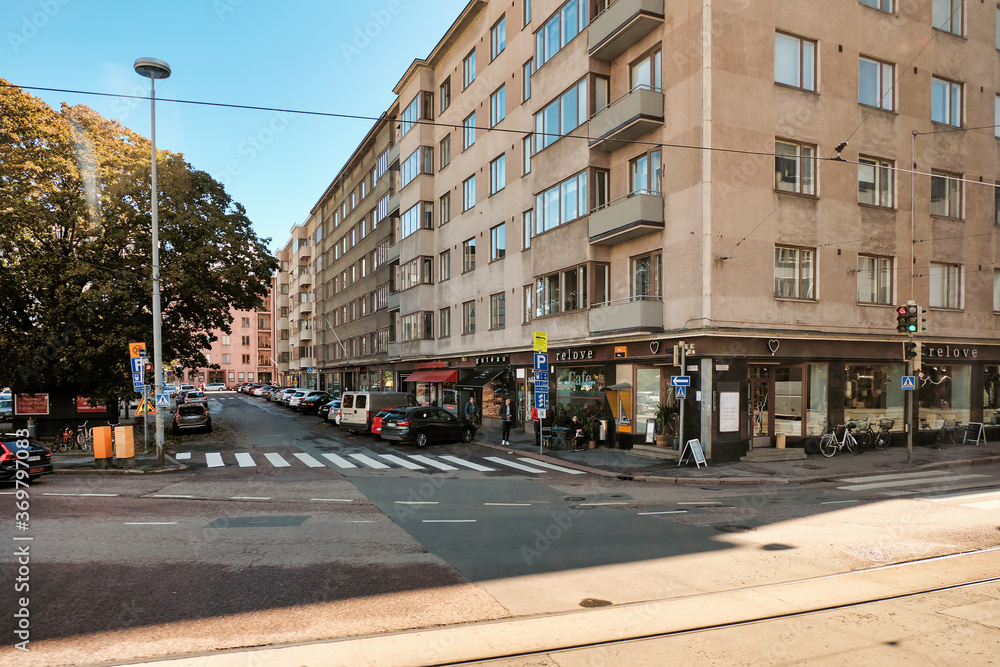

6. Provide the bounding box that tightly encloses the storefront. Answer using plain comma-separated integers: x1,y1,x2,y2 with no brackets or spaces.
455,362,511,425
403,367,459,413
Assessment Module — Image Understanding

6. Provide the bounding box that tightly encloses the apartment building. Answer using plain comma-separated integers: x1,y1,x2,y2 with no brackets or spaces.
186,296,275,387
277,0,1000,459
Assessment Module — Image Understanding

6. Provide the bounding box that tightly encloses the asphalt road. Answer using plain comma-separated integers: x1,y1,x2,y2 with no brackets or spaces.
2,392,999,666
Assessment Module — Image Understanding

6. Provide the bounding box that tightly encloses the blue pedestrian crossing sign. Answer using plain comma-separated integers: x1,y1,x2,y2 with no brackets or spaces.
676,386,687,399
155,394,170,407
901,376,916,390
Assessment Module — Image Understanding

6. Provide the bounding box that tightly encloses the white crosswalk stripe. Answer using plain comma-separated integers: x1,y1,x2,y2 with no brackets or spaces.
322,452,357,468
235,452,256,467
484,457,547,473
348,453,390,469
836,470,996,498
516,458,586,475
263,452,291,467
439,455,496,472
293,452,325,468
408,454,459,471
924,489,1000,510
379,454,425,470
205,452,225,468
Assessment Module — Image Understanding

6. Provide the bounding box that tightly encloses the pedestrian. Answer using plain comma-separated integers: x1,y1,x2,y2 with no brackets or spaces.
464,396,479,426
571,415,585,451
531,405,540,447
501,397,514,446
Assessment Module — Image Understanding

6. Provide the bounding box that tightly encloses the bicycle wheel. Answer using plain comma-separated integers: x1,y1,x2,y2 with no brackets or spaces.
846,433,859,455
79,436,91,453
874,430,890,450
819,434,837,458
54,436,68,453
857,430,871,453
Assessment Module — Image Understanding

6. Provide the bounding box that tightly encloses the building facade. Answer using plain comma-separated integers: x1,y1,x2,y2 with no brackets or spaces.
186,294,275,387
276,0,1000,458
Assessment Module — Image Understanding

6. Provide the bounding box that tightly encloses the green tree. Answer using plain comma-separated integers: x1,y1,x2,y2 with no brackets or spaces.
0,80,277,409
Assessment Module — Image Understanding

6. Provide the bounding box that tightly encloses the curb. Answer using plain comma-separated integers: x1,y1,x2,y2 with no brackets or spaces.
52,453,187,475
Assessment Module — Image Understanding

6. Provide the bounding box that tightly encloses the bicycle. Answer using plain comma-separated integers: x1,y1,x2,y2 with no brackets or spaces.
76,421,93,453
933,413,961,448
819,422,860,457
873,418,893,450
53,426,75,453
854,417,875,453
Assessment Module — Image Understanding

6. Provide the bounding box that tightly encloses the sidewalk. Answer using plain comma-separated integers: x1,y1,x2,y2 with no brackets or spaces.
50,448,187,474
479,431,1000,485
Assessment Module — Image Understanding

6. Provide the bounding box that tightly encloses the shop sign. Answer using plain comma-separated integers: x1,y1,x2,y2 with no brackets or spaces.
923,344,978,359
15,394,49,415
552,349,595,361
614,346,627,358
476,355,509,365
415,361,449,369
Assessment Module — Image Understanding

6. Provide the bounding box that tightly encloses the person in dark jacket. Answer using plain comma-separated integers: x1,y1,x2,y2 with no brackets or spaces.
464,396,480,425
500,397,514,445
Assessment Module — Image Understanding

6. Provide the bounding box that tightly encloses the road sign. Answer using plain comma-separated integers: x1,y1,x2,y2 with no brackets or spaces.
901,376,916,390
676,386,687,399
132,372,143,385
533,352,548,371
534,371,549,385
533,331,548,352
130,358,143,374
155,394,170,408
129,342,146,358
134,397,156,416
670,376,691,387
535,392,549,409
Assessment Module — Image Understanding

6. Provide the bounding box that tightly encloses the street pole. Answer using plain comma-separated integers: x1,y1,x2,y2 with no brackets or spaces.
678,340,686,450
134,58,171,466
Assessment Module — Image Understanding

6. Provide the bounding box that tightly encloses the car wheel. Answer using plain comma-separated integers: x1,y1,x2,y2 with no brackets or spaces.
461,427,474,443
415,432,429,448
172,424,180,435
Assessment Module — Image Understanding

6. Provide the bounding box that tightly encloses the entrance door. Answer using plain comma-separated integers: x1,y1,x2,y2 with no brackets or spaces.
749,376,774,448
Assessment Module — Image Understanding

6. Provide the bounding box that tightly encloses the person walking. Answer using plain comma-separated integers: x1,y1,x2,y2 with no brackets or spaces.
531,405,540,447
464,396,479,426
571,414,585,451
500,397,514,446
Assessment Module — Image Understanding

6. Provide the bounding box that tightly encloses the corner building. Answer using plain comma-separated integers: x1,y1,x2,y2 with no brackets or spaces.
281,0,1000,459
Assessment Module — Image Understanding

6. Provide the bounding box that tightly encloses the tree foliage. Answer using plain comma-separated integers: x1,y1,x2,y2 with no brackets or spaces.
0,80,277,407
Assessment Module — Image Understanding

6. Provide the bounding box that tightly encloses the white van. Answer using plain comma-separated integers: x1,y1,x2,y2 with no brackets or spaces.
340,391,417,434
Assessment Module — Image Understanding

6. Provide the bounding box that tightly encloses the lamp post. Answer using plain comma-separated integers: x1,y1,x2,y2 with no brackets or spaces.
134,57,171,466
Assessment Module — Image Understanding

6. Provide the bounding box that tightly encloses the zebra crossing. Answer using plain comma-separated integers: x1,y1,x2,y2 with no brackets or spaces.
174,449,586,476
835,469,1000,506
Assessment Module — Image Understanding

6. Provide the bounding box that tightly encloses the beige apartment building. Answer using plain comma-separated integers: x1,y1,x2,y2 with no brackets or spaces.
186,296,275,387
275,0,1000,459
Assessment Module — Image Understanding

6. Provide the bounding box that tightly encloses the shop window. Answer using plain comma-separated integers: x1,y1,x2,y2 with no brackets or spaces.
984,366,1000,423
918,364,970,426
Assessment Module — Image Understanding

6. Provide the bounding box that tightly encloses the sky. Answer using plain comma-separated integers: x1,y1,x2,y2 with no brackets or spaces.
2,0,472,252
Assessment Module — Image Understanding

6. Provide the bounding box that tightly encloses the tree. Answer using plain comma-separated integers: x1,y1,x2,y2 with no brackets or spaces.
0,80,278,408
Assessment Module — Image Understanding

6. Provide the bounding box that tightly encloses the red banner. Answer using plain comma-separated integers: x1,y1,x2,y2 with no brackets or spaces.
76,396,108,413
15,394,49,415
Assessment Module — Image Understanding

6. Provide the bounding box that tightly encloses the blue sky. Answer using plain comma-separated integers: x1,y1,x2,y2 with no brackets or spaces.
3,0,471,251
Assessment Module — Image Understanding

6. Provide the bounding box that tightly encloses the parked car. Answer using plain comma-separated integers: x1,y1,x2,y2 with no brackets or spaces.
370,408,401,439
178,384,197,393
318,398,340,421
252,384,273,397
379,405,476,447
340,391,418,434
205,382,228,392
0,436,52,481
289,390,328,408
270,387,296,403
0,398,12,421
182,391,208,407
297,392,332,414
171,404,212,434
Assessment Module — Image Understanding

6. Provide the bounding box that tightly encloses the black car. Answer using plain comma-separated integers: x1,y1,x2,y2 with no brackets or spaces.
318,398,340,421
297,392,332,414
379,405,476,448
0,435,52,481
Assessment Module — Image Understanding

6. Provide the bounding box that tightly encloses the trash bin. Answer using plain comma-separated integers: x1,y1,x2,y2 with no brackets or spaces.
776,433,786,449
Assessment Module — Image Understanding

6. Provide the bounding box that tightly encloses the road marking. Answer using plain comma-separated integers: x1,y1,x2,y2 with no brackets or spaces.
379,454,425,470
235,453,256,467
484,502,533,506
836,470,947,484
311,498,354,503
205,452,225,468
322,453,357,468
124,522,176,525
408,455,459,471
293,452,325,468
175,452,192,460
440,455,496,472
264,452,291,467
422,519,476,523
678,501,721,505
821,500,859,505
838,473,988,492
925,489,1000,503
230,496,271,501
484,457,546,473
965,499,1000,509
395,501,439,505
349,453,390,469
578,502,628,506
150,494,195,499
516,458,586,475
638,510,688,515
42,493,119,497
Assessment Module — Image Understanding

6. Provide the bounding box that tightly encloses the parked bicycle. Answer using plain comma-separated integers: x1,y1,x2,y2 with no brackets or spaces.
75,421,93,453
819,421,860,457
854,417,875,453
873,418,893,450
933,413,961,448
53,426,76,453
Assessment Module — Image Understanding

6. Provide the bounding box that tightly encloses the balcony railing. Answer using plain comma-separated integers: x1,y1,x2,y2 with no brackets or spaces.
387,142,400,168
387,342,400,359
387,190,400,216
589,192,664,245
589,296,663,334
387,291,400,311
589,0,665,61
385,242,400,264
589,85,664,153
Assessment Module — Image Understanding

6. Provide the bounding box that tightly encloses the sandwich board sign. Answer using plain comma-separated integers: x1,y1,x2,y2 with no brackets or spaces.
678,439,707,468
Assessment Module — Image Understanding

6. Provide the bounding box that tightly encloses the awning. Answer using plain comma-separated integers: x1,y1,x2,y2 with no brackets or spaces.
455,367,506,389
404,369,458,383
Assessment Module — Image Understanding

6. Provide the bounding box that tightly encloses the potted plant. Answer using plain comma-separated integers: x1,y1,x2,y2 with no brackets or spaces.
654,402,676,447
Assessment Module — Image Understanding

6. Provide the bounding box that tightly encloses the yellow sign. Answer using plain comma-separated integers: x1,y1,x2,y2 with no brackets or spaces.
129,342,147,359
134,397,156,416
533,332,548,352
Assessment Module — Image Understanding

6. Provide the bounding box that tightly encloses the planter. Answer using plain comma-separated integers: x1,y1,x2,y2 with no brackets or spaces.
655,434,670,448
588,440,597,449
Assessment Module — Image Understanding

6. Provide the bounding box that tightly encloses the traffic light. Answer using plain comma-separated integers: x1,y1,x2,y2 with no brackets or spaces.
903,341,921,372
896,304,919,333
144,363,154,386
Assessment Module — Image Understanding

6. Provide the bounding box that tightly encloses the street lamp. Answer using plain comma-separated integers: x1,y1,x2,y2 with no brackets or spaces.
134,57,171,466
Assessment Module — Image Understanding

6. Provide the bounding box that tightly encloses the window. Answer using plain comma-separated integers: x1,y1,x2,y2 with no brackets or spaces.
632,253,662,299
629,150,662,195
774,32,816,91
440,249,451,281
931,77,962,126
630,49,661,91
241,335,251,346
463,238,476,272
859,56,894,110
242,354,251,365
400,312,433,341
398,257,433,290
534,78,587,151
491,85,506,126
774,246,816,299
857,255,893,304
222,354,231,364
523,135,532,175
535,0,587,69
439,192,451,225
491,223,506,260
775,140,816,195
463,112,476,149
994,270,1000,311
440,307,451,337
523,210,533,249
401,146,433,188
490,293,506,329
462,301,476,333
463,175,476,211
221,335,231,345
440,77,451,113
491,15,506,60
858,156,893,207
930,170,962,218
463,49,476,88
534,265,589,316
440,134,451,169
523,60,533,101
401,202,433,239
490,154,506,194
929,262,962,309
524,0,531,25
932,0,962,35
400,93,431,136
535,171,587,233
594,169,610,209
241,317,251,327
995,183,1000,226
860,0,892,11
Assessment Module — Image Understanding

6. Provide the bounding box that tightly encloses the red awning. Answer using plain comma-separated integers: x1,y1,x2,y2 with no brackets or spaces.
405,369,458,383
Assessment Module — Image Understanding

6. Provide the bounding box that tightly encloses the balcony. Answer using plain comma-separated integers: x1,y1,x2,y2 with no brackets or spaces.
589,0,665,61
385,242,400,264
387,190,400,216
387,291,400,311
589,86,664,153
387,342,401,359
387,142,400,168
589,192,664,245
589,297,663,334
